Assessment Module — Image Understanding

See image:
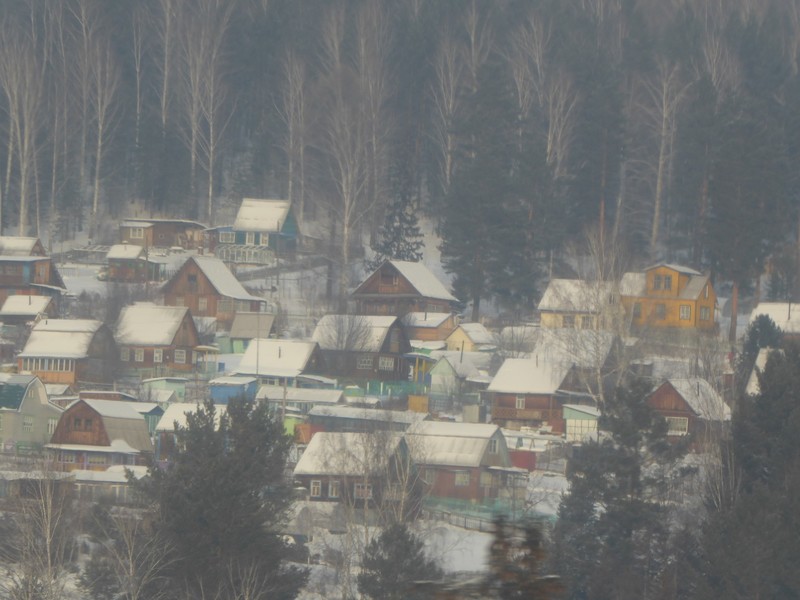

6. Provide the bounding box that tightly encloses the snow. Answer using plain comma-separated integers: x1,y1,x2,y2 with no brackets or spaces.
0,294,51,316
539,279,617,313
619,272,646,296
294,431,404,476
749,301,800,335
308,405,426,425
190,255,264,301
388,260,458,302
402,312,452,327
59,263,109,296
311,315,397,352
0,236,40,255
78,398,144,420
106,243,144,259
233,198,291,231
405,422,502,468
235,338,317,378
156,402,228,431
19,319,104,358
667,378,731,421
256,385,342,404
453,322,495,346
488,357,570,395
745,347,778,395
115,303,189,346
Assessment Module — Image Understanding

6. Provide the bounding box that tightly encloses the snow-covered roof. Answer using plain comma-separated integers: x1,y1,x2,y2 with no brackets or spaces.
429,350,492,372
233,198,292,232
538,279,617,313
308,405,427,425
235,338,317,378
256,385,343,405
679,273,710,300
406,421,506,468
0,295,51,317
619,272,646,296
76,398,143,420
432,355,480,379
189,255,263,302
645,263,701,276
311,315,398,352
66,399,154,452
229,312,275,340
450,322,495,345
745,347,780,396
293,431,404,477
665,378,730,421
562,403,601,418
107,244,144,260
402,312,453,328
71,465,149,483
155,402,228,432
46,440,144,454
19,319,104,359
116,303,190,346
749,302,800,335
388,260,458,302
121,220,153,228
487,357,570,395
0,236,40,256
209,375,257,386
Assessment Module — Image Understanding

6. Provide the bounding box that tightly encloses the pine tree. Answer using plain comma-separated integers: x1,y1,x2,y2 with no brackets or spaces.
357,523,442,600
138,397,307,599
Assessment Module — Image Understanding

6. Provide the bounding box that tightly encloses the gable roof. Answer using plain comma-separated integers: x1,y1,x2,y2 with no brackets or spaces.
116,303,193,346
256,385,343,405
107,244,144,260
233,198,292,232
156,402,228,432
311,315,398,352
235,338,317,378
401,312,453,328
0,236,42,256
184,255,262,302
405,421,507,468
661,378,730,421
487,357,570,395
19,319,105,359
538,279,617,313
644,263,702,276
450,322,495,346
749,302,800,335
71,399,153,452
388,261,457,302
0,295,52,317
229,312,275,340
745,347,780,396
293,431,405,477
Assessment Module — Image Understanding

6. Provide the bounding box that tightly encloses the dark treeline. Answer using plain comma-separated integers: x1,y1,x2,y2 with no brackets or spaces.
0,0,797,313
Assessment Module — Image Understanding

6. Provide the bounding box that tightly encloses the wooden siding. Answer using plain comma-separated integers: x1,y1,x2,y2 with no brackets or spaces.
491,392,565,433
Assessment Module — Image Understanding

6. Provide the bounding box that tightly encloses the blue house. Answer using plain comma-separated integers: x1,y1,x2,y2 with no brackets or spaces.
208,376,258,405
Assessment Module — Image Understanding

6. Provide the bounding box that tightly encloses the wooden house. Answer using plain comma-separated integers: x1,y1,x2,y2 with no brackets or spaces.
257,385,343,417
538,279,622,330
293,431,417,513
401,312,458,342
115,303,200,376
77,391,164,437
307,405,428,433
106,244,165,282
72,465,149,505
18,319,117,387
445,322,496,352
207,198,299,266
405,421,518,506
0,294,55,326
161,255,266,330
233,339,323,387
119,218,206,249
428,352,490,412
208,376,258,404
620,264,716,331
311,315,411,382
0,237,46,256
562,404,600,442
647,378,730,444
351,260,459,316
0,374,63,454
46,399,154,471
0,255,66,309
228,311,276,353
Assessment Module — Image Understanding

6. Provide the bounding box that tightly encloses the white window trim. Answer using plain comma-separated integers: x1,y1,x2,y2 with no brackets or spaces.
328,480,340,499
153,348,163,363
174,349,186,364
134,349,145,363
665,416,689,436
310,480,322,498
354,483,373,499
378,356,394,371
219,231,235,244
130,227,144,239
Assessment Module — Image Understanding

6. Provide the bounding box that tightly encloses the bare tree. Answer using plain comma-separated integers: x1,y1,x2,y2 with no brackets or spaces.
278,50,309,225
316,313,374,352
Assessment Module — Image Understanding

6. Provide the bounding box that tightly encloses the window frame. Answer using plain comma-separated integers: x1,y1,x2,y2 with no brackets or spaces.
245,232,255,245
653,274,662,290
357,355,374,370
310,480,322,498
562,315,575,328
219,231,235,244
354,483,373,499
664,275,672,291
515,395,526,410
454,471,470,487
665,416,689,436
378,356,394,371
130,227,144,239
153,348,163,363
679,304,691,321
328,480,340,499
134,348,145,363
22,416,33,433
700,306,711,321
174,349,186,364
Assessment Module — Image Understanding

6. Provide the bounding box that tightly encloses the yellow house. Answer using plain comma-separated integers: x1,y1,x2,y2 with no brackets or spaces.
445,323,495,352
620,264,716,331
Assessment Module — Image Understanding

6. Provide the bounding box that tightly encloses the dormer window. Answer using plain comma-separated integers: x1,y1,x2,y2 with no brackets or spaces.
653,275,662,290
664,275,672,291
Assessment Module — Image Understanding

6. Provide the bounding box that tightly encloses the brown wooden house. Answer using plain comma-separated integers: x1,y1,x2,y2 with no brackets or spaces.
161,255,265,330
647,378,730,445
311,315,411,382
115,303,200,377
119,218,206,249
46,399,154,471
351,260,459,316
401,312,458,342
18,319,117,387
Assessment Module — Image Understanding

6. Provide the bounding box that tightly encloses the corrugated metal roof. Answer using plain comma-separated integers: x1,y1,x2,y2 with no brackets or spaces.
406,422,505,468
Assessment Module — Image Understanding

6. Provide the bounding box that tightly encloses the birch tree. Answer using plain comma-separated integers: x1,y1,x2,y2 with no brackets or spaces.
278,50,309,225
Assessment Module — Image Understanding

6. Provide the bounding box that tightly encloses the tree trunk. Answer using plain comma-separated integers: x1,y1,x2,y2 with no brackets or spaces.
728,280,739,344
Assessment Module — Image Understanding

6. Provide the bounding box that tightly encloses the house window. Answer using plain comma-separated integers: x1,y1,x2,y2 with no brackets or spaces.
664,275,672,290
198,297,208,312
47,418,57,435
515,395,526,410
310,480,322,498
134,349,145,363
188,274,198,293
488,438,498,454
562,315,575,328
665,416,689,436
259,233,270,246
454,471,470,487
246,232,255,245
153,349,163,363
130,227,144,239
22,416,33,433
653,274,662,290
580,316,593,329
120,347,130,362
378,356,394,371
679,305,691,320
328,480,340,499
633,302,642,319
84,419,92,430
59,452,75,463
88,454,107,465
700,306,711,321
219,231,235,244
357,356,373,370
219,298,233,313
479,471,493,488
174,349,186,364
73,417,82,429
656,303,666,319
354,483,373,499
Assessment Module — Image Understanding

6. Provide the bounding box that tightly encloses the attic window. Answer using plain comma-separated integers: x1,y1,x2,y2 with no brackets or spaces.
653,275,662,290
664,275,672,290
380,270,397,286
488,438,498,453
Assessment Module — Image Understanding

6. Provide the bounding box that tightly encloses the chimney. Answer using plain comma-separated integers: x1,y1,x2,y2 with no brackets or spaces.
278,346,282,359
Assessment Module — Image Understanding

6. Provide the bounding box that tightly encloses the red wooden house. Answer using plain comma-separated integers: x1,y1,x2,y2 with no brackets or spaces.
161,255,265,330
647,378,730,445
